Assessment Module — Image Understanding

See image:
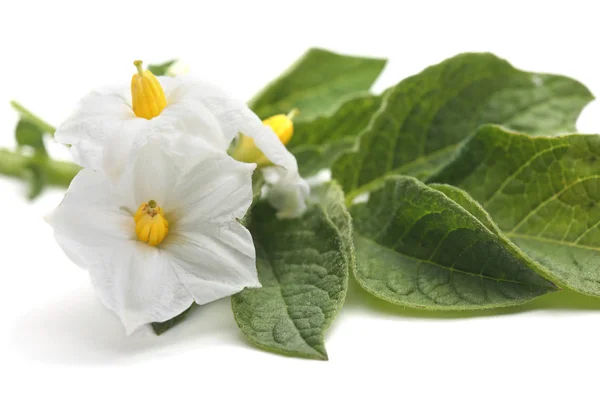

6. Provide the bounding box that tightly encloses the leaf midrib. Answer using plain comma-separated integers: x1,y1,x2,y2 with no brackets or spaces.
355,232,550,288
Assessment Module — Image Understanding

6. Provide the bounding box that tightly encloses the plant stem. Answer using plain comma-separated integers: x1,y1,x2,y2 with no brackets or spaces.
10,101,56,136
0,148,80,188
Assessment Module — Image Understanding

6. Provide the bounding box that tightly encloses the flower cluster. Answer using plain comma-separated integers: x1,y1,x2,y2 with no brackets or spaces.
47,61,309,333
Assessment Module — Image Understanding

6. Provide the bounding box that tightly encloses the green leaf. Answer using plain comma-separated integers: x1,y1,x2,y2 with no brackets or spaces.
11,101,56,136
22,163,46,200
232,182,353,360
332,52,594,202
151,304,197,335
290,95,383,176
351,175,557,310
147,59,177,76
429,124,600,297
240,171,265,227
15,119,47,155
248,48,387,121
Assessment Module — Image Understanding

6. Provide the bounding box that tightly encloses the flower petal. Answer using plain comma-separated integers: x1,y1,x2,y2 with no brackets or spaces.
89,242,193,334
167,152,256,229
262,166,310,219
47,169,134,251
164,222,259,305
158,76,230,151
54,86,134,171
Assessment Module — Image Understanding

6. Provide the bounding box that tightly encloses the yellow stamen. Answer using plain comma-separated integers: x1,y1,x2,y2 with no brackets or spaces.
134,200,169,246
131,60,167,120
230,109,299,166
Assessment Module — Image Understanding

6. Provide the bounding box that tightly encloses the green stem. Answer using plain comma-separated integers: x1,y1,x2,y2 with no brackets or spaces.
10,101,56,136
0,148,80,188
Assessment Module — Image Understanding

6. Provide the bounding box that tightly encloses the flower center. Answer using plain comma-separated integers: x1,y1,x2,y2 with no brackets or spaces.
134,199,169,246
131,60,167,120
231,109,299,166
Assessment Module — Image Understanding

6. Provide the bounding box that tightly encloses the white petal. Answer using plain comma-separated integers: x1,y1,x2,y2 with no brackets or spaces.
160,77,262,147
89,242,193,334
158,76,230,151
47,169,134,251
262,166,310,219
54,86,134,171
167,152,256,229
128,136,179,207
164,222,259,305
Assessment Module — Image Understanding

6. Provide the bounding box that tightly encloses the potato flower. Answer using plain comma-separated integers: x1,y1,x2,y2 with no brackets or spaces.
47,135,259,333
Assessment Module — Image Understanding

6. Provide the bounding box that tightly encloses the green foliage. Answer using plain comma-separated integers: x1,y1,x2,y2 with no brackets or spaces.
429,125,600,297
6,49,600,360
291,95,382,176
15,119,47,155
22,164,46,200
248,48,386,121
152,304,197,335
331,53,593,202
232,182,353,360
11,101,56,136
147,60,177,76
351,175,557,309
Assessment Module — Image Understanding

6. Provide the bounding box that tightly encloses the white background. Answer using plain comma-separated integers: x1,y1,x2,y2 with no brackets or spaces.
2,0,600,398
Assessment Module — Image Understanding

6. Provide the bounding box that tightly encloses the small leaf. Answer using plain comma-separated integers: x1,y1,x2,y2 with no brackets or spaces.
147,60,177,76
351,175,557,310
232,182,352,360
291,95,383,176
15,119,46,154
240,171,265,227
333,52,594,202
249,48,386,121
22,163,46,200
11,101,56,136
429,125,600,298
152,304,196,335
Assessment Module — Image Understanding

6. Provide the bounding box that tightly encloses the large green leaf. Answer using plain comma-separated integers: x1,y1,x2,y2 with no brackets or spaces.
429,125,600,297
290,95,382,176
248,48,386,121
351,175,557,310
232,182,353,360
332,52,593,202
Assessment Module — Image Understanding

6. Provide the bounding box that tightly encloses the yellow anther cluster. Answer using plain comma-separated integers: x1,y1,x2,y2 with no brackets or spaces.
131,60,167,120
231,109,299,166
134,200,169,246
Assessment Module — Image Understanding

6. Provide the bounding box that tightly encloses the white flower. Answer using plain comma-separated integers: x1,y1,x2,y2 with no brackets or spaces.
54,61,309,218
47,135,259,334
